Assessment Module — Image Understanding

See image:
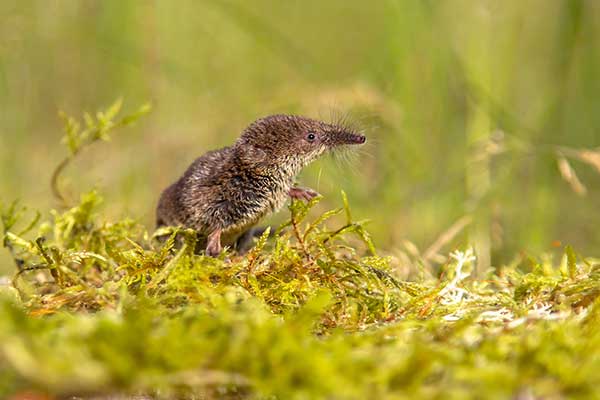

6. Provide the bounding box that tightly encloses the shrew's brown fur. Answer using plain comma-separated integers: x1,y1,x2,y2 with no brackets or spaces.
156,114,366,256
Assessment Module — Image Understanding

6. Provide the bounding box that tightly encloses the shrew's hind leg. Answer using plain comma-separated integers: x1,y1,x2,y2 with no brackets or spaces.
235,226,274,254
205,228,223,257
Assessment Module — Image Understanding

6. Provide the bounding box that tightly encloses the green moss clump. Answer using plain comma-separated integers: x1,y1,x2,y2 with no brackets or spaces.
1,103,600,399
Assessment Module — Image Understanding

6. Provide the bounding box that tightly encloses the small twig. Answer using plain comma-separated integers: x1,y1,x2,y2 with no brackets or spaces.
290,201,310,259
50,157,72,208
50,100,151,208
423,216,473,263
50,135,104,208
322,224,353,244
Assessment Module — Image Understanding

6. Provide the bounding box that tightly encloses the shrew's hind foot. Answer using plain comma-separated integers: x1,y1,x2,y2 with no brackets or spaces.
205,228,223,257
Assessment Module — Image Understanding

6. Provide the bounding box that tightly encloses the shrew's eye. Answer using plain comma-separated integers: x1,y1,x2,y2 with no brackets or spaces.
306,132,316,142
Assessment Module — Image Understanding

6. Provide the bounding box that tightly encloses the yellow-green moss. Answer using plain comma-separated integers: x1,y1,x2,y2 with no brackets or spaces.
1,103,599,399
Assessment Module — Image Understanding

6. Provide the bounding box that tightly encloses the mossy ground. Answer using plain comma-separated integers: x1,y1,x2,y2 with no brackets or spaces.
1,104,599,400
1,190,599,400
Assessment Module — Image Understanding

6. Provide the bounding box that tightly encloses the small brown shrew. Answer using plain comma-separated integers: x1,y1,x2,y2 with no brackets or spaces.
156,114,366,256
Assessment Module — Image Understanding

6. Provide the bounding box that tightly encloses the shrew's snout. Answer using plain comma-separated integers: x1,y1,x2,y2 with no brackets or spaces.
350,134,366,144
335,131,366,145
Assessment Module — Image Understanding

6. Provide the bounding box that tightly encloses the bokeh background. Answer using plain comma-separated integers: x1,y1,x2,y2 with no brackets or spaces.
1,1,599,272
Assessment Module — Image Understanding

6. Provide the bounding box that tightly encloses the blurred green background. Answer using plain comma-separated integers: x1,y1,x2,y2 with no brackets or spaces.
1,1,599,272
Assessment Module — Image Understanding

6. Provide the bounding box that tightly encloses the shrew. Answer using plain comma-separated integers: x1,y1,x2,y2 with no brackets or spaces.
156,114,366,256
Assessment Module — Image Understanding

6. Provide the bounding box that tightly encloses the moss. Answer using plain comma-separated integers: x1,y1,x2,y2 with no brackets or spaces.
1,103,600,399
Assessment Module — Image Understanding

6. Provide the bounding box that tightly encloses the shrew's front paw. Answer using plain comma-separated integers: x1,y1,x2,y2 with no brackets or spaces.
288,187,319,202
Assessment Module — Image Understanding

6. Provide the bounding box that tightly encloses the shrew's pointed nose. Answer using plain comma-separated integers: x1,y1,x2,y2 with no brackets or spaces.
341,132,366,145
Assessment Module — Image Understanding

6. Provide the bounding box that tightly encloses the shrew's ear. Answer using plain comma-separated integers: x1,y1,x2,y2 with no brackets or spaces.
237,143,267,165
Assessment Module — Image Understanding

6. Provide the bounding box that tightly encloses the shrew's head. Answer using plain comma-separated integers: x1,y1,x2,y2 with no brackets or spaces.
236,114,366,170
